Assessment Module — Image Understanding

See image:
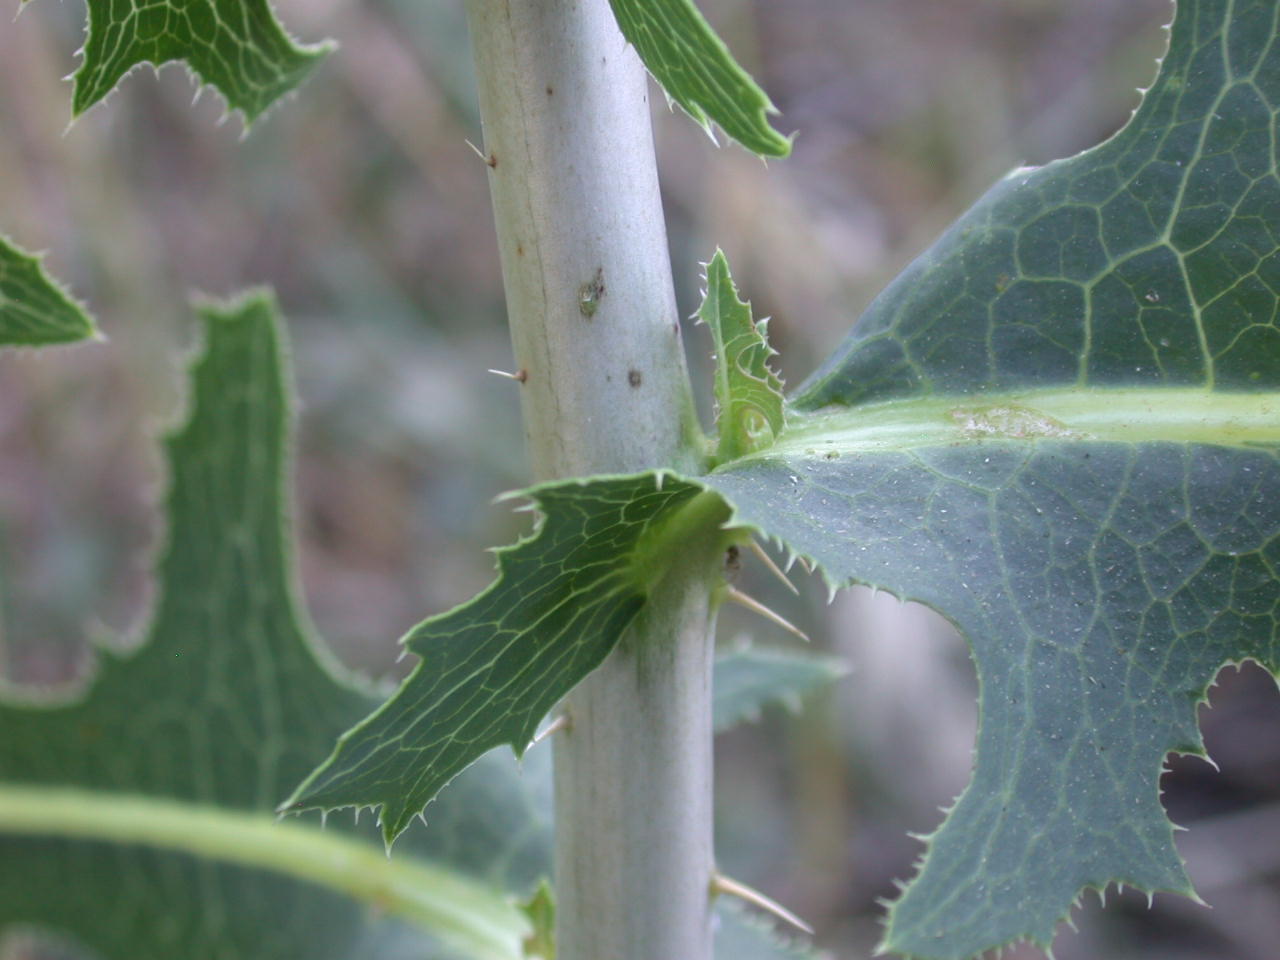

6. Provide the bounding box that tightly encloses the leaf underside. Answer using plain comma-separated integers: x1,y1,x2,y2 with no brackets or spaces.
285,472,722,846
608,0,791,157
0,297,532,960
711,647,846,733
0,236,96,347
709,1,1280,956
58,0,332,120
708,441,1278,958
714,900,823,960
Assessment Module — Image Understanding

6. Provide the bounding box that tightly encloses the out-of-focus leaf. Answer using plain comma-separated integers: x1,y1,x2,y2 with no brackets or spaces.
712,647,846,732
0,294,527,960
48,0,333,121
608,0,791,157
714,901,823,960
0,236,96,347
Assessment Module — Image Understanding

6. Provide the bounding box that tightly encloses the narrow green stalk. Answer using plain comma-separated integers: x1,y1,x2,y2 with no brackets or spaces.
464,1,718,957
0,786,527,960
763,388,1280,460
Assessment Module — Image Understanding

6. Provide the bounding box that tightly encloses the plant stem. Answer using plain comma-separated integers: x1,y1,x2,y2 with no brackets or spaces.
464,2,717,957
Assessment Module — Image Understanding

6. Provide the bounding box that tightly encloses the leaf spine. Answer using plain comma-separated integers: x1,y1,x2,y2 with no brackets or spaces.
725,587,809,642
710,872,814,935
748,539,799,594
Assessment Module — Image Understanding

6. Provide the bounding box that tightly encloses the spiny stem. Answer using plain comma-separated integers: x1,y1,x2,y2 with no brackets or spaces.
749,539,799,595
726,586,810,642
711,871,815,935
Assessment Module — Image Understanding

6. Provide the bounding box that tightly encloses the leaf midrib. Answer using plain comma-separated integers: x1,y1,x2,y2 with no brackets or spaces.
753,389,1280,460
0,784,527,960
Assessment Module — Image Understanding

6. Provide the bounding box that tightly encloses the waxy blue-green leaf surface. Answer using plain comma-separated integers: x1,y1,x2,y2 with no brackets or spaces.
0,295,530,960
714,901,823,960
707,437,1278,959
608,0,791,157
50,0,332,120
287,474,730,846
0,236,96,346
699,2,1280,956
712,647,846,732
797,0,1280,406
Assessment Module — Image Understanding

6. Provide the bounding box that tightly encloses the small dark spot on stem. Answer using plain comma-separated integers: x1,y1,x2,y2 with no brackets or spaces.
487,152,498,168
724,545,741,577
546,85,554,96
628,369,642,387
516,243,524,256
578,268,605,318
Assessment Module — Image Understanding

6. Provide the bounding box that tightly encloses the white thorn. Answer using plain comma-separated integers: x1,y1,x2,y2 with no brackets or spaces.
725,586,809,642
465,139,496,167
711,872,814,935
488,367,528,383
530,713,571,747
748,540,799,595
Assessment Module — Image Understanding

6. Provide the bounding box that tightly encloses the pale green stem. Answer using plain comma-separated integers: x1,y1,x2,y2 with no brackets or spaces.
463,1,718,958
763,389,1280,460
0,786,527,960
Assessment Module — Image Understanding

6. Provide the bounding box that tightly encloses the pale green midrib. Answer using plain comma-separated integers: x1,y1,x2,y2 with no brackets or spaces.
0,785,527,960
751,389,1280,460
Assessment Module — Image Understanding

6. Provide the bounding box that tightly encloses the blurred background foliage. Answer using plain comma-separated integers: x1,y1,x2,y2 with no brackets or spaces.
1,0,1277,957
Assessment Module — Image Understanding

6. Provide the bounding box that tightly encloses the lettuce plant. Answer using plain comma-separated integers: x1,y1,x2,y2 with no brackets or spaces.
1,2,1277,960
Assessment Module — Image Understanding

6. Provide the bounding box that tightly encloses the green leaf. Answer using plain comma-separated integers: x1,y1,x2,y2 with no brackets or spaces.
701,250,787,464
691,1,1280,954
795,0,1280,408
518,880,556,960
407,745,554,895
286,475,732,846
712,647,846,733
0,236,97,346
608,0,791,157
714,901,823,960
0,294,528,960
401,642,824,885
706,434,1279,959
54,0,333,121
